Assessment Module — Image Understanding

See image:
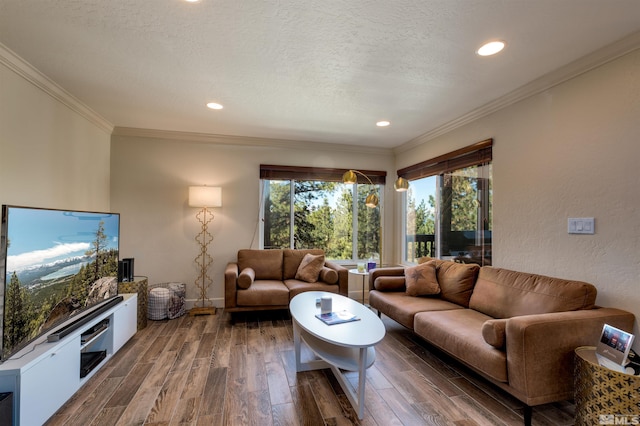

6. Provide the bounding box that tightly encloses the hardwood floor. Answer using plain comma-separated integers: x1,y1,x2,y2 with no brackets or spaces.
45,309,575,426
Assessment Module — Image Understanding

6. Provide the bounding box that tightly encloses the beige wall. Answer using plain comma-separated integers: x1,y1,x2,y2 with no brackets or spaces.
0,60,112,211
110,134,395,305
396,49,640,347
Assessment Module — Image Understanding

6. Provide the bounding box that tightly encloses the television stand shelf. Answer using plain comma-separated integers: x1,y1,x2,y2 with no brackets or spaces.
80,319,110,347
0,293,137,426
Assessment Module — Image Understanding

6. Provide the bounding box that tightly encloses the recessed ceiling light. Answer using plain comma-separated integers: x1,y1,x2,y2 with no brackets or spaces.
376,120,390,127
184,0,200,3
206,102,223,110
477,41,505,56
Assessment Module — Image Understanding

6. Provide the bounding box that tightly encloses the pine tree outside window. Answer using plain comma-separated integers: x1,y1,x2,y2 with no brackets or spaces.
399,140,492,266
260,165,384,262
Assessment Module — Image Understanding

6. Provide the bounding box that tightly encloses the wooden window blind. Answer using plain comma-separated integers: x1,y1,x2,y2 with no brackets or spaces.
260,165,386,184
397,139,492,180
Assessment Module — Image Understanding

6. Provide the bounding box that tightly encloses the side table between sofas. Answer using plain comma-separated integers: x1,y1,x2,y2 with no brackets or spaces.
574,346,640,425
118,276,148,330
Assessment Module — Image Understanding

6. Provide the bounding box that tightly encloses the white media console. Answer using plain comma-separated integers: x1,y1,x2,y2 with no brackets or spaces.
0,293,137,425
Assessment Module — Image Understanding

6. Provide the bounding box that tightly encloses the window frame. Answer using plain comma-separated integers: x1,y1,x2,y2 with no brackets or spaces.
259,165,386,263
399,139,493,265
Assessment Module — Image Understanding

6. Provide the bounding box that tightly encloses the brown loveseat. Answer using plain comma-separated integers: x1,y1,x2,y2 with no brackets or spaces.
369,259,635,425
225,249,348,313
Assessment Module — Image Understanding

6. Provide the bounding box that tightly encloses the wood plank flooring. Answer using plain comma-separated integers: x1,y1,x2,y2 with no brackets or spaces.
45,309,575,426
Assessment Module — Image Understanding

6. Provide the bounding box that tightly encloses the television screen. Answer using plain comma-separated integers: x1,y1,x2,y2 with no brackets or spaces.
0,205,120,360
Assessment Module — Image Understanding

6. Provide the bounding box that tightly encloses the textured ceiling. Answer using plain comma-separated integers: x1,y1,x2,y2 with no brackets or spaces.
1,0,639,149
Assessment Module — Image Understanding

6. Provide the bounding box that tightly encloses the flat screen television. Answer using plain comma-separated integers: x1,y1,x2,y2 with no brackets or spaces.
0,205,120,361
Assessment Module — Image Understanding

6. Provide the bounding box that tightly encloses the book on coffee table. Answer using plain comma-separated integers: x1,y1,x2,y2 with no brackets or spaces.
316,310,361,325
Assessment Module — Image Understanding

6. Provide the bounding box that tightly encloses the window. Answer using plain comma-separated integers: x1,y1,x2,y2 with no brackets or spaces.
260,165,385,262
400,140,492,266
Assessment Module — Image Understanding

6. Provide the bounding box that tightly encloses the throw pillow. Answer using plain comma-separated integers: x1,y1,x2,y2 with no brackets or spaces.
374,276,406,292
237,267,255,289
319,266,339,284
295,253,325,283
482,319,508,349
405,262,440,297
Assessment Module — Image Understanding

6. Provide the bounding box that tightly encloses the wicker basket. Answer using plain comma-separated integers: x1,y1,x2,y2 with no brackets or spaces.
148,282,186,320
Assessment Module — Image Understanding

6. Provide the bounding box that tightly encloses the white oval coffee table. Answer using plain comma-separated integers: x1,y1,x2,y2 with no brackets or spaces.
289,291,385,419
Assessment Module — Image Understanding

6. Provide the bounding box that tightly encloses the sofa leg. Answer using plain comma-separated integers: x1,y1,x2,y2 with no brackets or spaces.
523,405,532,426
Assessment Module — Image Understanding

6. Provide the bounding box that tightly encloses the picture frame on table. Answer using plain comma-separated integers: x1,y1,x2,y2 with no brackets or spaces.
595,323,635,372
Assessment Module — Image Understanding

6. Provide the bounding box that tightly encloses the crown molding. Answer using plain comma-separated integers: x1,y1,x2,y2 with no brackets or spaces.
394,30,640,155
0,43,113,134
112,126,393,156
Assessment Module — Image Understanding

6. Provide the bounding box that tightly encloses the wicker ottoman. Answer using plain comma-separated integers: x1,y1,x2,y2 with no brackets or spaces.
148,282,186,320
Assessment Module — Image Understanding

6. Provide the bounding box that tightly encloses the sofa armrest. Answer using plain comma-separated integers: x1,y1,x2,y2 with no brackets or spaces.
368,267,405,290
325,260,349,296
224,262,240,309
505,307,634,406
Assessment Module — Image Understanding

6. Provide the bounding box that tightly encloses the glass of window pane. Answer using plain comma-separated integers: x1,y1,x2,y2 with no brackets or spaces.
439,164,492,266
404,176,437,262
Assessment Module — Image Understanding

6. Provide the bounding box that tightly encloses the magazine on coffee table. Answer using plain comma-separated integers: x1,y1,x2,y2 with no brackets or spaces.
316,310,361,325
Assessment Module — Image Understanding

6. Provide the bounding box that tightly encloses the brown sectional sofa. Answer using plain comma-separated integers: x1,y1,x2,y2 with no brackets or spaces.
369,259,635,425
225,248,348,313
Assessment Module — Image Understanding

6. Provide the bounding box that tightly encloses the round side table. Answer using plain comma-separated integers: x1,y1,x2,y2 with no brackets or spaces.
574,346,640,425
348,269,369,305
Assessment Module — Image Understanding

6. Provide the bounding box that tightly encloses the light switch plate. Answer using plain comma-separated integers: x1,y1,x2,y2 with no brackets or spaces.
568,218,595,234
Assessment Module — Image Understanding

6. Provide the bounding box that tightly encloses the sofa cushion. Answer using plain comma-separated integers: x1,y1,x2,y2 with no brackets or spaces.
469,267,598,319
373,276,406,292
238,249,284,280
428,260,480,307
236,280,290,306
283,249,325,279
482,319,508,349
405,262,440,297
369,290,463,329
237,267,255,289
414,309,508,383
295,253,325,282
284,279,340,299
319,266,338,284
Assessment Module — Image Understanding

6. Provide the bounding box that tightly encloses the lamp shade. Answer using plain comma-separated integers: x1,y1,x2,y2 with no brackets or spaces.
189,186,222,207
394,177,409,192
342,170,358,184
365,193,379,208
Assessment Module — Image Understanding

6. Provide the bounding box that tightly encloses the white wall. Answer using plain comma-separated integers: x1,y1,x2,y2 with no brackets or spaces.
396,49,640,348
110,133,395,305
0,58,112,211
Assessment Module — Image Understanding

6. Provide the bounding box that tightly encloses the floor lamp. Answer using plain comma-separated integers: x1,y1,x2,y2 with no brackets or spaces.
342,170,410,267
342,170,382,267
189,186,222,316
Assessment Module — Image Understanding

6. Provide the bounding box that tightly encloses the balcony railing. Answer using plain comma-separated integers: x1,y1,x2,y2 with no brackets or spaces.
406,234,435,261
406,232,492,266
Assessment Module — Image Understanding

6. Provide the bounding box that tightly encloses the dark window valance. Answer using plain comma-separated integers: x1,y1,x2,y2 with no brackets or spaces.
397,138,493,180
260,165,386,185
